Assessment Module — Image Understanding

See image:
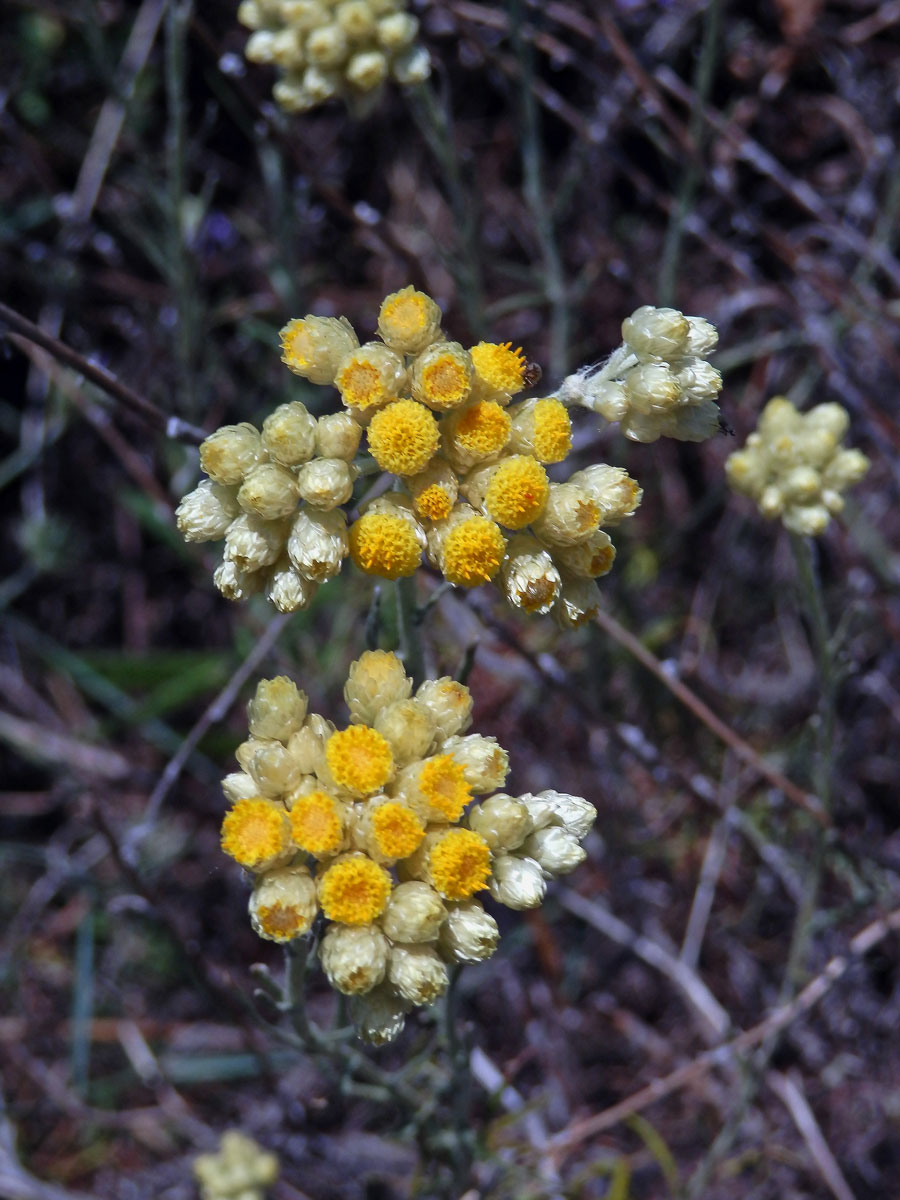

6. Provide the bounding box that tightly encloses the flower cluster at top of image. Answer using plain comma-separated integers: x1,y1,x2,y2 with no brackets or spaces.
176,289,723,626
238,0,430,113
219,651,595,1043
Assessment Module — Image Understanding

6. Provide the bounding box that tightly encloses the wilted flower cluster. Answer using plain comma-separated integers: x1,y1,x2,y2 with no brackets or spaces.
193,1130,278,1200
558,304,723,443
238,0,430,114
178,286,645,628
725,397,869,536
219,651,596,1042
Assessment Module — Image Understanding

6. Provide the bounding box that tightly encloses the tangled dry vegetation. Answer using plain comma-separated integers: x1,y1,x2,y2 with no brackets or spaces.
2,1,900,1198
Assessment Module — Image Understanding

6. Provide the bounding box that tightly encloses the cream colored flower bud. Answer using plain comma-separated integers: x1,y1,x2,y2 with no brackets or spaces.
674,359,722,404
524,789,596,839
374,699,436,765
315,411,363,461
500,535,561,615
624,363,681,413
336,0,377,40
282,1,329,31
320,923,389,995
391,44,431,85
300,64,342,104
349,984,408,1045
784,504,830,537
585,379,629,422
336,341,407,415
345,649,412,725
523,826,587,877
438,900,499,963
568,464,643,526
809,402,850,440
552,575,600,630
245,29,277,62
780,466,821,504
549,529,614,579
725,449,767,496
287,507,348,581
415,677,473,741
388,943,448,1005
267,560,319,613
222,771,260,803
411,340,474,411
530,482,601,547
823,447,868,490
214,558,265,602
655,398,721,443
238,463,300,522
193,1130,279,1200
200,423,263,486
306,23,348,67
281,315,359,385
273,78,314,113
238,0,264,29
224,513,285,572
466,794,532,851
249,676,308,742
287,713,334,775
249,865,317,942
346,49,389,91
271,27,305,67
296,457,356,510
489,854,546,910
381,881,446,943
377,12,418,50
622,305,690,360
176,480,240,542
377,285,442,355
245,739,303,797
684,315,718,356
443,734,509,792
261,402,317,467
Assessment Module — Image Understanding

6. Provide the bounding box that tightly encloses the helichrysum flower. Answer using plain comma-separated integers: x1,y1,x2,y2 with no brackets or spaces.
219,653,595,1041
238,0,431,116
558,304,723,443
193,1130,278,1200
725,397,869,536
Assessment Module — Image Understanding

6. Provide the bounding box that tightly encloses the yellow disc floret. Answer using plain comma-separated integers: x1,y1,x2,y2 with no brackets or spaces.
337,360,385,409
367,400,440,476
428,829,491,900
371,802,426,859
326,726,394,796
470,341,527,395
454,401,512,458
221,798,290,870
441,516,507,587
254,903,311,940
349,512,423,579
318,855,393,924
413,342,473,411
484,456,549,529
377,286,442,354
289,791,344,856
531,398,572,463
414,482,455,521
417,755,472,821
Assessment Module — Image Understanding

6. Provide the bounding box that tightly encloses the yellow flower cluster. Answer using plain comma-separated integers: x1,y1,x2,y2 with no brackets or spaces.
725,396,869,536
238,0,430,114
193,1130,278,1200
176,400,361,612
219,652,596,1042
558,305,722,443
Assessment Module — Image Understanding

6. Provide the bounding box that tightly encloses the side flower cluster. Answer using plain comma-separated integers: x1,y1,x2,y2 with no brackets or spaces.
193,1131,278,1200
725,396,869,536
219,651,596,1043
558,305,722,443
238,0,430,114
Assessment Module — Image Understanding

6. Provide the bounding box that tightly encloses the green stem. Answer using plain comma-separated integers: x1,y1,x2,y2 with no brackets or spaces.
395,575,425,687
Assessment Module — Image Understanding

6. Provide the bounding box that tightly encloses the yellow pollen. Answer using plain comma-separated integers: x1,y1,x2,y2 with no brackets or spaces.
349,512,422,579
484,456,549,529
326,726,394,796
417,755,471,821
367,400,439,476
289,791,344,855
255,902,314,941
372,803,425,859
420,356,470,410
428,829,491,900
337,359,387,409
455,402,512,457
470,342,527,394
414,483,454,522
531,399,572,463
220,799,290,869
279,319,312,370
441,517,506,587
318,856,392,924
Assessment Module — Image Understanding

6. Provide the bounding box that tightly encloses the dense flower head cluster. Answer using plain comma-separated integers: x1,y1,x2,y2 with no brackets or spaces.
193,1130,279,1200
178,286,645,628
558,305,723,443
219,652,596,1042
725,397,869,536
238,0,430,114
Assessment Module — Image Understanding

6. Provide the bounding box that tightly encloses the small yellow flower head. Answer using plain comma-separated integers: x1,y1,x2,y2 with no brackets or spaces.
318,853,393,924
194,1130,278,1200
411,340,474,411
349,508,424,579
552,529,616,579
427,828,492,900
326,725,394,797
470,341,527,398
200,423,262,486
568,464,643,526
364,798,426,862
262,401,318,466
344,649,413,725
250,865,318,942
442,400,512,471
500,534,562,615
336,341,406,414
220,798,291,872
280,315,359,385
402,754,472,822
319,923,389,994
366,399,440,476
289,790,346,856
481,455,550,530
248,675,308,742
508,397,572,463
430,506,507,587
377,285,442,353
407,459,459,522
